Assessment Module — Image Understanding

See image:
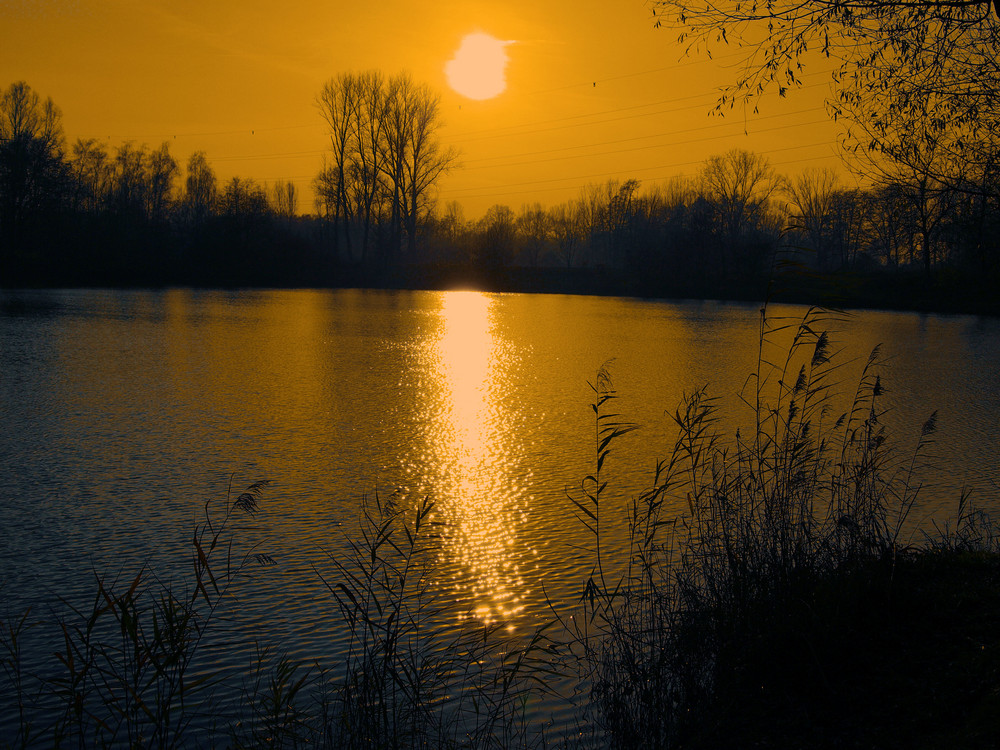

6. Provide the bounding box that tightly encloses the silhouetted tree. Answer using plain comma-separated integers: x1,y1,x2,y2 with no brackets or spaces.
652,0,1000,194
316,72,360,259
697,150,781,284
317,71,457,265
270,180,297,219
700,149,779,238
579,182,610,265
216,176,273,279
479,204,515,269
786,168,840,269
865,184,915,267
652,0,999,120
69,138,111,214
350,71,389,262
826,188,868,269
219,177,269,222
145,143,177,223
441,200,464,242
551,201,585,268
107,142,176,222
381,74,411,258
184,151,217,222
945,164,1000,276
516,202,551,267
853,115,960,274
0,81,68,262
424,199,467,263
399,80,459,257
624,188,671,281
605,179,641,266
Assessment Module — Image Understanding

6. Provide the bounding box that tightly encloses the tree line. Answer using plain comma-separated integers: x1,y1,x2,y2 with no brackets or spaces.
0,81,320,286
0,75,459,288
420,149,1000,307
2,78,999,311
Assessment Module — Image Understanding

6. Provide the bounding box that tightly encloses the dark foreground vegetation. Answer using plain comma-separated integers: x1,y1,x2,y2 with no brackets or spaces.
696,550,1000,749
3,80,1000,315
1,307,998,748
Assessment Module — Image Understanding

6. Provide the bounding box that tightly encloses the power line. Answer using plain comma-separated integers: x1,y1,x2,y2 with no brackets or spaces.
210,148,327,163
462,107,831,170
438,141,840,202
217,115,840,196
448,92,717,140
54,55,845,209
466,119,830,172
62,68,835,170
67,122,323,143
509,47,808,97
445,69,836,141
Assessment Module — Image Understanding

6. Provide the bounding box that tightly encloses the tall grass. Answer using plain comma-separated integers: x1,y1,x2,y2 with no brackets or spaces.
0,483,555,748
563,306,950,747
0,478,274,748
314,490,555,749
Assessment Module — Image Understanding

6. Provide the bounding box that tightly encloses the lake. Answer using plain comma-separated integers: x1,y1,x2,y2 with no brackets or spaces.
1,287,998,740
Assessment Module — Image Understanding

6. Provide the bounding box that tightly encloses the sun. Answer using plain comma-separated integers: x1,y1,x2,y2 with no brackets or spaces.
445,32,511,100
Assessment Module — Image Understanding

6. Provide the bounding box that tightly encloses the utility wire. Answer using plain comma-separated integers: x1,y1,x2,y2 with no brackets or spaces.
440,150,841,204
441,140,838,196
462,108,831,169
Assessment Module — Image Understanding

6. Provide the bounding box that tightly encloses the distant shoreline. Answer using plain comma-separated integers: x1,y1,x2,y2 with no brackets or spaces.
5,263,998,318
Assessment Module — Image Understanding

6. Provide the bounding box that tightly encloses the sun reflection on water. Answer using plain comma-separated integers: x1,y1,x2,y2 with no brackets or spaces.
428,291,529,627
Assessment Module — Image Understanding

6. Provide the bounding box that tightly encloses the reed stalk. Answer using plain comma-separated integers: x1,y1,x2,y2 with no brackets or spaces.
563,305,957,748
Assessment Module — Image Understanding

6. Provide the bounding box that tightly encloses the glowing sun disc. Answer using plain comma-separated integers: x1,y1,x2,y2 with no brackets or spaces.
445,32,510,100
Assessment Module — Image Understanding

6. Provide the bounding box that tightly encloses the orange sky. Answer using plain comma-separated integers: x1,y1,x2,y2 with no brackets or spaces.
1,0,848,219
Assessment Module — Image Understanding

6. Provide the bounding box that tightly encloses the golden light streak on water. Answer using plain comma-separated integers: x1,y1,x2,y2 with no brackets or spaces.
428,291,529,627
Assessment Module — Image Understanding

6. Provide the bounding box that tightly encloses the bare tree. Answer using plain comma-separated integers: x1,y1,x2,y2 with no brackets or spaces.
317,71,457,264
270,180,297,219
70,138,112,214
220,177,268,218
652,0,1000,189
786,168,840,268
109,142,147,217
902,173,954,274
479,204,516,268
431,199,467,262
106,141,177,222
218,177,271,256
441,200,464,240
400,79,459,257
145,142,177,223
652,0,999,114
381,74,412,256
317,73,360,258
353,71,390,261
851,108,963,273
945,164,1000,275
699,149,779,239
579,182,610,265
659,175,697,214
551,200,585,268
606,178,641,265
516,202,551,267
184,151,217,221
0,81,66,249
827,188,868,268
864,184,915,267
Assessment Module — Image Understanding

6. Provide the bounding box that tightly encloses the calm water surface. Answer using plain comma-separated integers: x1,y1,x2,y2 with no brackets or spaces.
1,288,998,733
